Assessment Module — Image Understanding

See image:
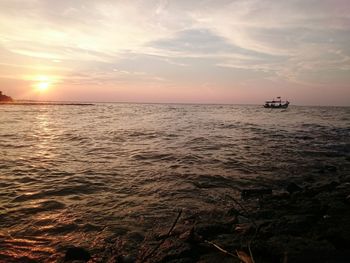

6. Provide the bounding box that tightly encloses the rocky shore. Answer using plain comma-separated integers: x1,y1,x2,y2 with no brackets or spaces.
63,169,350,263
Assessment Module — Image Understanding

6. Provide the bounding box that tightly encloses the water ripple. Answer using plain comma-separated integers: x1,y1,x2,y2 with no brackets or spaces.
0,104,349,261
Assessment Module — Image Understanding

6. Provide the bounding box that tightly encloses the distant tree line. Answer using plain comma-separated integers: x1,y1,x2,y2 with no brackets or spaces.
0,91,13,102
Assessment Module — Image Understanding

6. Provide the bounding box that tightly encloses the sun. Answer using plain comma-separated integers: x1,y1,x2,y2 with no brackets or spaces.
35,76,51,92
37,82,49,91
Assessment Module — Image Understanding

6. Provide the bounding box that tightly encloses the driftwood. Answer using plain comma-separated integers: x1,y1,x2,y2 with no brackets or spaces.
226,194,257,263
204,240,239,259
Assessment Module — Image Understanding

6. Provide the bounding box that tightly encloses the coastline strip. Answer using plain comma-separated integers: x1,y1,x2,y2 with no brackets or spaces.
0,102,94,106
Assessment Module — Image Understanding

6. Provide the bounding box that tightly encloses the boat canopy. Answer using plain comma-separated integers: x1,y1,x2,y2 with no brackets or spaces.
265,100,288,103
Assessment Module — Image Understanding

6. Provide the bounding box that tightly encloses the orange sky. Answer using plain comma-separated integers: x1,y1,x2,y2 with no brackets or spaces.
1,0,350,105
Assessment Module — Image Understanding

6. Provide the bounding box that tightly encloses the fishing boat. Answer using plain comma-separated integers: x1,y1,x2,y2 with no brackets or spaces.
264,97,289,108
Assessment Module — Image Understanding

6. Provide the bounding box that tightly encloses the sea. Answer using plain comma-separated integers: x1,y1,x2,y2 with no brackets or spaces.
0,103,349,262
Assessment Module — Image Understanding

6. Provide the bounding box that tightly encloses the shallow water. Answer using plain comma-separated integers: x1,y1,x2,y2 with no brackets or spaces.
0,103,349,262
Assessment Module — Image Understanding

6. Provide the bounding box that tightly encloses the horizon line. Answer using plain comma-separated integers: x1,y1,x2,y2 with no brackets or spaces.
8,99,350,107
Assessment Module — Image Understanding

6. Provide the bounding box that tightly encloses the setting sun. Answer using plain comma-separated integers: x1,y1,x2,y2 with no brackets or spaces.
37,81,49,91
34,76,51,92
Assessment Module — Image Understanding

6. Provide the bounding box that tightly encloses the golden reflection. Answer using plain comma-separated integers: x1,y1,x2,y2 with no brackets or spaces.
33,112,56,161
2,236,56,261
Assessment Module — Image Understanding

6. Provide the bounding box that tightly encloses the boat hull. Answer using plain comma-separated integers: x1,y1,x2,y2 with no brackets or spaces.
263,104,289,109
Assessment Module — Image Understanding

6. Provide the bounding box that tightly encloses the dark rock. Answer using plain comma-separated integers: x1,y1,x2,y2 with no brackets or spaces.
123,174,350,263
117,254,136,263
288,197,326,216
166,258,193,263
197,252,240,263
254,209,276,219
257,236,340,263
64,246,91,262
286,182,302,194
126,231,145,243
16,257,38,263
179,227,196,242
154,238,194,262
194,223,230,238
327,200,348,214
241,188,272,199
304,181,339,197
273,191,290,199
324,231,349,250
226,207,240,217
211,233,240,250
234,223,255,235
237,215,251,224
277,215,316,235
346,195,350,204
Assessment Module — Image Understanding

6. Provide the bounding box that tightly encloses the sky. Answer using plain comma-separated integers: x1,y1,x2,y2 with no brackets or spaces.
0,0,349,105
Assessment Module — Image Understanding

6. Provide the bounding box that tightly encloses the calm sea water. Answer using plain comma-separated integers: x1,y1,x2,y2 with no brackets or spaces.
1,103,349,262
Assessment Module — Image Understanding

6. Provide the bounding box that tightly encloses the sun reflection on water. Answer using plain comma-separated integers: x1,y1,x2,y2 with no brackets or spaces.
32,111,57,162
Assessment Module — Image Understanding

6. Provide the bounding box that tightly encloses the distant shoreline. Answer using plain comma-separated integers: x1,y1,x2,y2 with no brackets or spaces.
1,101,349,107
0,102,94,106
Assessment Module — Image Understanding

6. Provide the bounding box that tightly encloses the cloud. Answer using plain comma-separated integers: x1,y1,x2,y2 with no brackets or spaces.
150,29,234,53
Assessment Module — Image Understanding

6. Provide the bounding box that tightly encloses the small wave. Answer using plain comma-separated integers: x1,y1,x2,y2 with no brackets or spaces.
131,152,177,162
16,200,65,215
81,223,103,232
1,103,349,262
177,154,202,165
16,176,40,184
13,185,98,202
0,143,30,149
294,135,314,140
44,223,79,235
62,133,91,143
190,174,239,189
128,131,160,139
218,123,240,129
0,236,55,262
300,123,327,130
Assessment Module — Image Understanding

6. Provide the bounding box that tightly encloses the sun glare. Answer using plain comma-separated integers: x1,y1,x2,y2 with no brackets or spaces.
35,76,51,92
38,82,49,91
